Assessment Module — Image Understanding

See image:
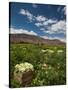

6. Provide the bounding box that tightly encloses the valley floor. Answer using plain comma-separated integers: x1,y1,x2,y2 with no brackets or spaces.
10,43,66,87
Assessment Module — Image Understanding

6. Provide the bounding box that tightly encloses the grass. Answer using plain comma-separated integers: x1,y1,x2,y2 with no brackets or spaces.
9,43,66,88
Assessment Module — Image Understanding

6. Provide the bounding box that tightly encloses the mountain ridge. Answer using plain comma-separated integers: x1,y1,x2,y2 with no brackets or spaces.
10,34,65,46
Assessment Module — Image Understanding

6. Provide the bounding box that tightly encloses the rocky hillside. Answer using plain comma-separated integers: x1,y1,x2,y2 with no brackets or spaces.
10,34,65,46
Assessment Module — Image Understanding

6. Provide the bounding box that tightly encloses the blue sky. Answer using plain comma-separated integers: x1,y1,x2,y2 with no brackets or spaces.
9,2,66,42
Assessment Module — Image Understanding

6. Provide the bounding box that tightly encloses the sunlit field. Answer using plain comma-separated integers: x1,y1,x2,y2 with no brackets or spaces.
10,43,66,88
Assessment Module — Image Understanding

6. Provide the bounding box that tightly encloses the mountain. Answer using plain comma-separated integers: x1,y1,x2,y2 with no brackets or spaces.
10,34,65,46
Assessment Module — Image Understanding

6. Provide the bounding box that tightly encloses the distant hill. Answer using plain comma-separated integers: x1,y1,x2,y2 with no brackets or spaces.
10,34,65,46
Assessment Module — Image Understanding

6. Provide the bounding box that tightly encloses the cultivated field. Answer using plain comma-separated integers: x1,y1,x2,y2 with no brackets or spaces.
10,44,66,87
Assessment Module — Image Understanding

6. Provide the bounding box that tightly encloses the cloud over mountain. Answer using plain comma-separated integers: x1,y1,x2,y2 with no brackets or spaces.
10,2,66,42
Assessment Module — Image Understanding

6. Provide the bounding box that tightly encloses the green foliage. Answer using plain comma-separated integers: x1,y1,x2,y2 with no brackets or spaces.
10,79,21,88
10,43,66,87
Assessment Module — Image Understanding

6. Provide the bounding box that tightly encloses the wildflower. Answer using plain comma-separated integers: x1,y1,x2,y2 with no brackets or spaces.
23,47,26,50
14,62,34,84
48,66,52,69
41,49,54,53
45,71,48,74
47,49,54,53
42,63,48,69
42,63,47,68
57,50,63,53
41,49,46,53
15,62,34,73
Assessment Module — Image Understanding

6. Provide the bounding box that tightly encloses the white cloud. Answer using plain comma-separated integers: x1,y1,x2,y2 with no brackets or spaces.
35,22,43,27
35,19,57,28
51,20,66,33
40,20,66,35
19,9,58,27
41,36,49,39
19,9,33,21
19,9,66,36
32,4,38,8
35,19,66,35
57,7,61,12
44,30,54,34
40,28,45,31
35,15,47,22
43,19,57,26
10,28,37,36
19,9,47,23
57,6,66,16
62,6,66,15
